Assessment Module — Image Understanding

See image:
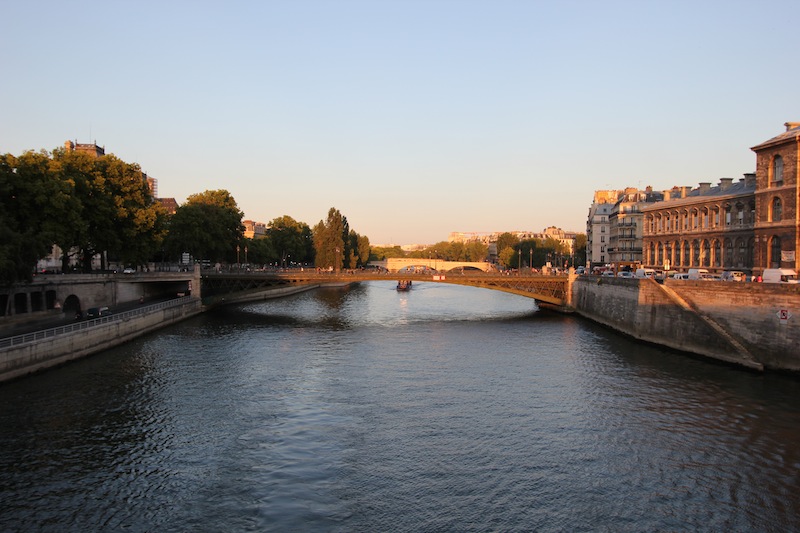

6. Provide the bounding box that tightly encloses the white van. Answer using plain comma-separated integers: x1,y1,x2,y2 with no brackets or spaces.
762,268,799,284
635,268,656,279
687,268,711,280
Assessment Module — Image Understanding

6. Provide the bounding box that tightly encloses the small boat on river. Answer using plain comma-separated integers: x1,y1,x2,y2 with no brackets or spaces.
396,280,412,291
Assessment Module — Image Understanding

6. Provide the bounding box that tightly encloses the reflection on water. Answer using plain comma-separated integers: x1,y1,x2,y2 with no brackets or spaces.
1,281,800,532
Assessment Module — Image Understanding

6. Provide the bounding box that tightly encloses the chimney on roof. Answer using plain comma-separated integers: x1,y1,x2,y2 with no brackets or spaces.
785,122,800,131
698,182,711,193
662,190,671,201
681,186,690,198
64,140,74,152
744,172,756,187
719,177,733,190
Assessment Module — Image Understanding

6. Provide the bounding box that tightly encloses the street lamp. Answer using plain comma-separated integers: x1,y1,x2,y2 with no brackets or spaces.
236,245,240,271
518,249,521,272
529,248,533,273
244,246,248,268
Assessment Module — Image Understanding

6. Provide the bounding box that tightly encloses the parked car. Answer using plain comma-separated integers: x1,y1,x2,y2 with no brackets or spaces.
762,268,799,284
123,267,136,274
721,270,745,282
86,306,112,319
617,271,634,278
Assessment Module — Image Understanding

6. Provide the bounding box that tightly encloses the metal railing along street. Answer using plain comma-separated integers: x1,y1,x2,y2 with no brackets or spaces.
0,297,199,349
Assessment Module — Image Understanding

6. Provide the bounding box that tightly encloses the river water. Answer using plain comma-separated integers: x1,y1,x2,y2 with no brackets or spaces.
2,281,800,532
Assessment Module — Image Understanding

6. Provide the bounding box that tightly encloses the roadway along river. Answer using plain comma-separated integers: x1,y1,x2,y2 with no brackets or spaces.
2,281,800,532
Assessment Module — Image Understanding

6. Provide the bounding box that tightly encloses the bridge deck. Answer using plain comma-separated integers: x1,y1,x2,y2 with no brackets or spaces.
202,271,570,307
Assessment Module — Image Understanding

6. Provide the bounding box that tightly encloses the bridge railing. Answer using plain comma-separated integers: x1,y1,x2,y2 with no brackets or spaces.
0,296,200,349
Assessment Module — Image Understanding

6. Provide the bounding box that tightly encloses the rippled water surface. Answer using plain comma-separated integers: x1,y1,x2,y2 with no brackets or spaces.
2,281,800,532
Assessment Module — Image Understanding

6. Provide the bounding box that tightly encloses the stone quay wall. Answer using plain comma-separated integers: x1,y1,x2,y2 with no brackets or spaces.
571,276,800,372
0,298,202,383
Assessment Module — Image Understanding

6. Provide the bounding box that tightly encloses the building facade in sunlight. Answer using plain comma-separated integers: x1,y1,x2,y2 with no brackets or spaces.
639,122,799,276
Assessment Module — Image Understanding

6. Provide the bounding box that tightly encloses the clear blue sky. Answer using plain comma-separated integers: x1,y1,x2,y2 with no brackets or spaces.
2,0,798,245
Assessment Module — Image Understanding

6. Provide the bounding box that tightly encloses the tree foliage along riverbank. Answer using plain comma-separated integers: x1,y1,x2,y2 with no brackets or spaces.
0,147,371,284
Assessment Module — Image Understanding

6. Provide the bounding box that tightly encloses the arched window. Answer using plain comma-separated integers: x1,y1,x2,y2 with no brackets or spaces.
724,239,733,267
773,156,784,184
713,240,721,267
692,240,700,266
736,238,746,268
772,197,782,222
701,240,711,267
683,241,690,266
770,236,782,268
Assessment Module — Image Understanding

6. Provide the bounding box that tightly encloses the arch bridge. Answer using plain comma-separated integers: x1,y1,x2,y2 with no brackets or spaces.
368,258,496,273
201,270,573,309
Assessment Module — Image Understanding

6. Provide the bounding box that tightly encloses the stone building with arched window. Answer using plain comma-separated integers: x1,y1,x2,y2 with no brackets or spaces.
641,176,756,273
640,122,799,276
751,122,800,274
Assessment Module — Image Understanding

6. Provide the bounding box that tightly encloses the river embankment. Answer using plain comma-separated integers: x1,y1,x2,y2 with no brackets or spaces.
572,276,800,372
0,283,341,383
0,297,202,382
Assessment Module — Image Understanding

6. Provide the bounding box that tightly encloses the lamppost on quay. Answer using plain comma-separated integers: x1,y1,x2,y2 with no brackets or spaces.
529,248,533,273
518,249,521,273
236,245,240,271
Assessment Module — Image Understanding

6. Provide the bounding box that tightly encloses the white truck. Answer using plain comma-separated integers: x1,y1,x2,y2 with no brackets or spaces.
687,268,712,280
761,268,799,284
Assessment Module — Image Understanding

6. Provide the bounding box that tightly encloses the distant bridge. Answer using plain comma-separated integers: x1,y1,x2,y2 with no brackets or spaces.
201,270,573,309
368,258,495,273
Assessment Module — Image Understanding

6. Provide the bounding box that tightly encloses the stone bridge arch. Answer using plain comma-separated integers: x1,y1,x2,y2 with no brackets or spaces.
370,258,496,273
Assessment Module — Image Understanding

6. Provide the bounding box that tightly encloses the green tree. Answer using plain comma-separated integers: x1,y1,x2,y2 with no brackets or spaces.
496,232,519,254
267,215,312,267
356,234,371,267
574,233,587,267
96,155,167,268
165,190,244,262
464,240,489,262
498,246,517,269
49,148,96,271
242,236,275,266
313,208,346,271
0,151,69,283
370,245,405,261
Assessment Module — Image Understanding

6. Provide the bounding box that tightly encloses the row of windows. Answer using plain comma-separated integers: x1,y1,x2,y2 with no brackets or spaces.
644,202,756,233
645,236,785,269
645,196,784,234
